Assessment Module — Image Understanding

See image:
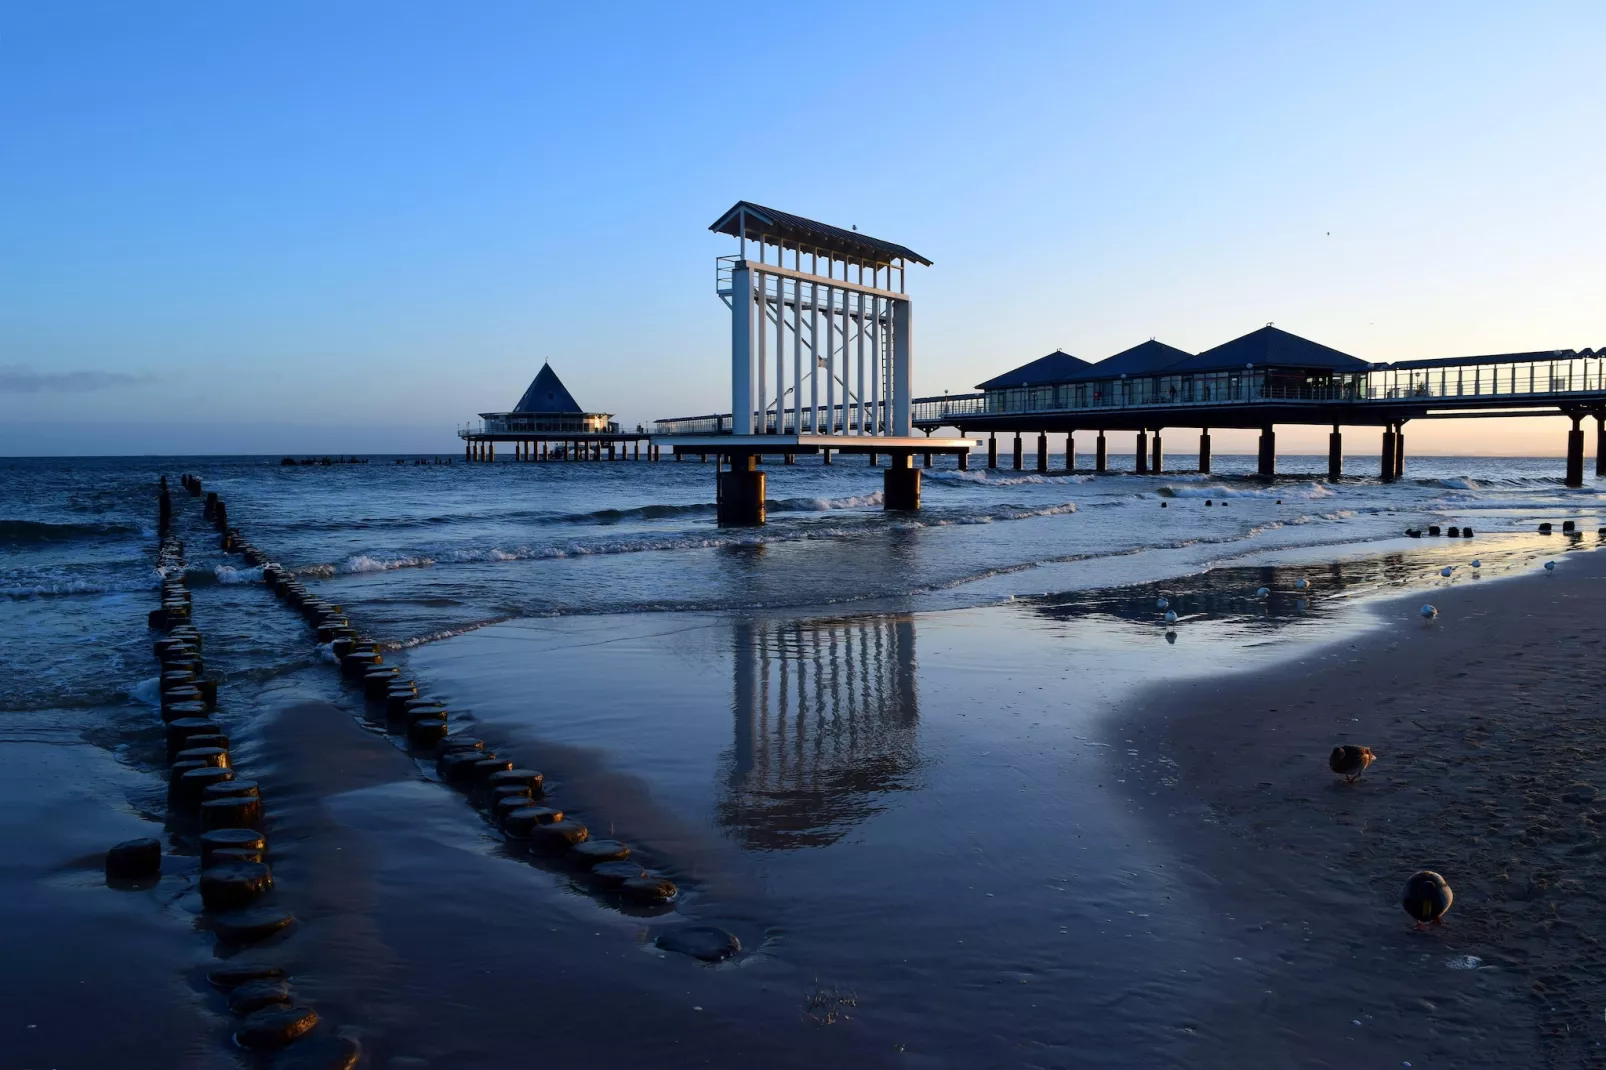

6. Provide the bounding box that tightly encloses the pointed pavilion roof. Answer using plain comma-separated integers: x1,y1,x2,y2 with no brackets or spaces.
512,363,583,414
1167,326,1369,374
1065,339,1195,381
975,350,1093,390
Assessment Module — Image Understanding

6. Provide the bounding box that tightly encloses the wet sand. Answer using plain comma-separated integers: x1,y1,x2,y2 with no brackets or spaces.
8,532,1597,1069
1114,551,1606,1068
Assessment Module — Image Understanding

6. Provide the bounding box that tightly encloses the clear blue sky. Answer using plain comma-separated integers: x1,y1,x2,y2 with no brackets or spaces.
2,1,1602,455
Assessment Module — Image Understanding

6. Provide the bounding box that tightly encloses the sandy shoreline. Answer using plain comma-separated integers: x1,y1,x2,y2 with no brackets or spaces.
1113,549,1606,1068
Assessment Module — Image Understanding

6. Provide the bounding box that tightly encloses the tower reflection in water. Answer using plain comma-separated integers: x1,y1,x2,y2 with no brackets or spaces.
718,616,922,851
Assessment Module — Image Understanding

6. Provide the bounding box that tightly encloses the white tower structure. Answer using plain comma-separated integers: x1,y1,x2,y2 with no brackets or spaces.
663,202,972,525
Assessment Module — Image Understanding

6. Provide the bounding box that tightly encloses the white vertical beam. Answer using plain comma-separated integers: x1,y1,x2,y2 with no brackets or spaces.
775,274,785,433
792,276,802,435
873,294,881,434
808,281,818,433
756,270,767,432
731,261,753,434
856,292,866,435
892,297,912,436
825,285,836,432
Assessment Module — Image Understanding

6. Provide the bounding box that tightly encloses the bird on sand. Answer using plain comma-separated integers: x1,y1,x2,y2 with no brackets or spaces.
1420,604,1438,619
1294,577,1310,590
1545,560,1556,571
1439,566,1453,578
1401,870,1453,929
1156,597,1169,610
1470,559,1481,569
1164,609,1178,624
1255,586,1271,599
1329,744,1376,783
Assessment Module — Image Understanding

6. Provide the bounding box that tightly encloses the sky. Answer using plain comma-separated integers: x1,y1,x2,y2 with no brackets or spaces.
1,1,1602,457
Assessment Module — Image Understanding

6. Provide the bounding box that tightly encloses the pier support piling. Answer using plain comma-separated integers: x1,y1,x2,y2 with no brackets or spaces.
1597,415,1605,478
1064,434,1075,472
1135,430,1149,475
822,449,832,465
1151,432,1163,474
1328,426,1343,479
1394,424,1406,479
987,434,998,469
1381,428,1397,481
1036,433,1048,473
1567,415,1585,487
1095,433,1107,473
1012,435,1023,471
1257,426,1275,477
1198,429,1211,474
717,455,766,527
958,450,968,471
883,454,921,511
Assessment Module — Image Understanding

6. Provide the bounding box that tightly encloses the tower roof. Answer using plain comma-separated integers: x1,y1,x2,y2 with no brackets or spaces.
710,201,931,266
512,363,583,414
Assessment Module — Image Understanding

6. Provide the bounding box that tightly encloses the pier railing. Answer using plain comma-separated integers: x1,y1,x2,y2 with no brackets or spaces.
655,399,891,437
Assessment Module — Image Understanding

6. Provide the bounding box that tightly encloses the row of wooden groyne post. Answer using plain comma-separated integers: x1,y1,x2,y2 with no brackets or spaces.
113,472,708,1065
104,474,360,1065
176,478,686,896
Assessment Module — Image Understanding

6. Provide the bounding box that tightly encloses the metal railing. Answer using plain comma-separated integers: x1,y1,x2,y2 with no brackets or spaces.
460,417,620,437
654,400,891,437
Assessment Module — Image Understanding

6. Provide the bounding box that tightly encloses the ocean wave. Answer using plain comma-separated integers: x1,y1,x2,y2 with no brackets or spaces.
1161,482,1335,500
927,470,1095,487
905,503,1079,527
215,565,264,585
772,491,885,511
2,575,160,599
0,519,143,545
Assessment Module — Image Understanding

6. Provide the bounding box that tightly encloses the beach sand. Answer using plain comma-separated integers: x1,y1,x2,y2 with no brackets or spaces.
1115,551,1606,1068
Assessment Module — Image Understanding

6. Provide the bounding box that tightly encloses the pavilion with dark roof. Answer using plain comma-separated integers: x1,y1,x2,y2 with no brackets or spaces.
460,362,653,462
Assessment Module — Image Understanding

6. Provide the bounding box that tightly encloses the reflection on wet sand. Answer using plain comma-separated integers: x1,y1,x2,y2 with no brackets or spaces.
719,617,921,850
1029,549,1527,630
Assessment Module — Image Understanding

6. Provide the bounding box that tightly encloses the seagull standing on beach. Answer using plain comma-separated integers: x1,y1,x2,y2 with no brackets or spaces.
1470,559,1481,569
1164,609,1178,624
1329,744,1377,783
1401,870,1453,929
1420,604,1437,619
1545,560,1556,571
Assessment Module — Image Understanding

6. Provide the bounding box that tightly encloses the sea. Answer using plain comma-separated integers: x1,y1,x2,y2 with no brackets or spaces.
2,451,1601,1068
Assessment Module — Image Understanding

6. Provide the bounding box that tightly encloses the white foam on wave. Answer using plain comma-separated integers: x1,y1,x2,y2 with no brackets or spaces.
342,554,435,573
314,641,340,664
128,675,161,706
215,564,264,584
773,490,885,511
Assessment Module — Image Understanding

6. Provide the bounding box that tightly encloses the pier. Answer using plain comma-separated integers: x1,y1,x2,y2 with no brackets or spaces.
460,362,655,462
909,328,1606,484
